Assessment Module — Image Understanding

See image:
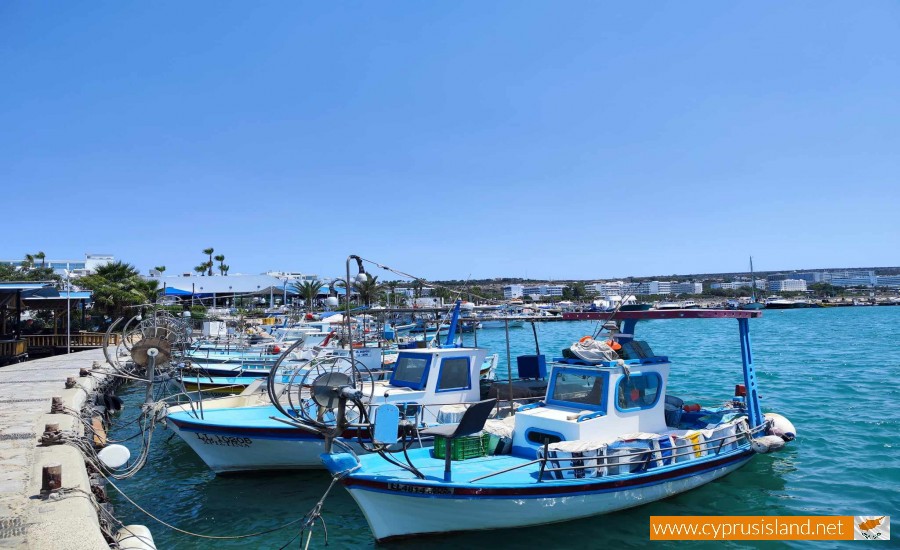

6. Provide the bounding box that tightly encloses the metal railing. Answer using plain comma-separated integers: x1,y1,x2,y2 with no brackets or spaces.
469,422,767,483
25,332,120,348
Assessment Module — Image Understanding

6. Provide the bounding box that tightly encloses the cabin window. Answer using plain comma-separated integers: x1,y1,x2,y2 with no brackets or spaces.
547,369,607,412
616,373,662,411
390,355,431,389
526,429,562,445
436,357,471,392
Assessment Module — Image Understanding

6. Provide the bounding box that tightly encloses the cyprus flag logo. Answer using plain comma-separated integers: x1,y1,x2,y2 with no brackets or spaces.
854,516,889,541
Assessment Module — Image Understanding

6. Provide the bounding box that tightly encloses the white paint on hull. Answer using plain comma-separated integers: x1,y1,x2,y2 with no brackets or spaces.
167,422,328,473
347,457,752,541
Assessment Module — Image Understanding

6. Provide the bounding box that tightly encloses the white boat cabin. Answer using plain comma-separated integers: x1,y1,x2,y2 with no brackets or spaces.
512,356,671,457
372,347,488,424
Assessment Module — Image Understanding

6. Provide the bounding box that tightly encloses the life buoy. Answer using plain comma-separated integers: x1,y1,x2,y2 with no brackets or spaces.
579,336,593,344
607,340,622,351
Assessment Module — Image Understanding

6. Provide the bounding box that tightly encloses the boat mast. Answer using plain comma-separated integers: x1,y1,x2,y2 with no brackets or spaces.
749,256,757,304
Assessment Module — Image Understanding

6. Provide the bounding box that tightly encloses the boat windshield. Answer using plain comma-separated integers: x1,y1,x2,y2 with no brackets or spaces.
390,355,430,388
550,370,605,410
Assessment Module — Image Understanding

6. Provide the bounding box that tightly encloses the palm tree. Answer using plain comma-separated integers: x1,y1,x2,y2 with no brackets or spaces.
194,264,207,276
22,254,35,269
154,265,166,275
214,254,225,275
202,248,214,276
220,264,230,276
79,261,159,320
35,251,46,268
385,281,398,307
293,279,323,312
412,280,423,301
354,275,381,307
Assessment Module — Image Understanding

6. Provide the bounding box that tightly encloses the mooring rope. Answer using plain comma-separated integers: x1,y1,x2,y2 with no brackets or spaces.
98,468,336,541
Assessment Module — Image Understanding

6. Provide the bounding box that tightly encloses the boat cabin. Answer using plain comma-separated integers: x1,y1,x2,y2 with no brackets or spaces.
373,347,488,424
512,354,671,457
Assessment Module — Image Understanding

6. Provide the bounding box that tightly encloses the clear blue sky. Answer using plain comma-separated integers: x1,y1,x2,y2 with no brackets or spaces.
2,1,898,280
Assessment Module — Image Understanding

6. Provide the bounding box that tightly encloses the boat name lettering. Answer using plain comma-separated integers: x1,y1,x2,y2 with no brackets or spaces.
195,433,253,447
386,482,454,495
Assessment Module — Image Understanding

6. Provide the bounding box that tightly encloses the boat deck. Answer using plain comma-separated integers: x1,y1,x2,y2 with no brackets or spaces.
342,444,751,490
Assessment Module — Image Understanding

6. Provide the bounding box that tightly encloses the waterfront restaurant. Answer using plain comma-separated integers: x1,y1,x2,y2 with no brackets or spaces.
154,274,348,309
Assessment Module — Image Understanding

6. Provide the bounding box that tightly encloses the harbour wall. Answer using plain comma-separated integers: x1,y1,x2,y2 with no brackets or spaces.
0,349,133,548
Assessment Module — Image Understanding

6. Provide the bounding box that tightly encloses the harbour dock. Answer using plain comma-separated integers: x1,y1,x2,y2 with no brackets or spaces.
0,349,143,548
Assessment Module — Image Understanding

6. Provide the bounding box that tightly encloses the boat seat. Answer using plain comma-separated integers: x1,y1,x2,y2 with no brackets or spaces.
421,398,497,439
421,398,497,481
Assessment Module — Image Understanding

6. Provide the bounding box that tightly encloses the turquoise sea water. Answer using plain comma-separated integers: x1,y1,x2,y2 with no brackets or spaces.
109,307,900,548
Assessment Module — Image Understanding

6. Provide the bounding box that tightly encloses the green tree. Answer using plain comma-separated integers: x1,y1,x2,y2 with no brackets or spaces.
194,264,207,276
35,251,46,268
293,279,323,311
0,254,58,283
202,248,215,276
220,264,230,276
153,265,166,275
214,254,226,275
78,261,159,320
571,283,585,300
353,275,381,307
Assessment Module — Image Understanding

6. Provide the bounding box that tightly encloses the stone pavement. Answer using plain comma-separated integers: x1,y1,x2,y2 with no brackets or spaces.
0,349,111,549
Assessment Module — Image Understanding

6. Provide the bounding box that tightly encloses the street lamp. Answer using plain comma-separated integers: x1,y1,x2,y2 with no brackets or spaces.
345,255,368,367
64,269,71,354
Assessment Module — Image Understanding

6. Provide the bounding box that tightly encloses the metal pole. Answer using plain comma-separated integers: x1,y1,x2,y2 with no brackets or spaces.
144,348,158,405
531,320,540,355
346,257,355,371
66,271,71,355
505,318,514,415
738,318,763,429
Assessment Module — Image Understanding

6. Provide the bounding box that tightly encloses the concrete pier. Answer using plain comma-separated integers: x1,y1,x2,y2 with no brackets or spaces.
0,349,115,549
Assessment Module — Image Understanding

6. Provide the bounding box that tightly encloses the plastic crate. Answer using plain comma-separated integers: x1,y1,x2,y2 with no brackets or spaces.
433,432,490,460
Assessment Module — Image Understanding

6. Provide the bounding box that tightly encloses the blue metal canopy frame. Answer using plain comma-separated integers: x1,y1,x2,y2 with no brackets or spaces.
610,309,765,430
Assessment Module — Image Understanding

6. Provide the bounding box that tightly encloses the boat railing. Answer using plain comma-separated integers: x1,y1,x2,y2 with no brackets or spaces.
363,396,541,427
469,422,767,484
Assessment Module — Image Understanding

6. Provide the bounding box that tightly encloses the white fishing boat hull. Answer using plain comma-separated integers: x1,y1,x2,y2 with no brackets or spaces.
345,453,752,541
167,421,329,472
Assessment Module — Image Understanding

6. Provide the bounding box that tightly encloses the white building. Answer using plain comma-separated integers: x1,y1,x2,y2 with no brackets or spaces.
711,279,766,290
634,281,671,295
876,275,900,288
396,286,434,298
502,284,524,300
0,253,114,278
589,281,627,295
768,279,807,292
829,270,877,287
522,284,566,298
671,282,703,294
264,271,320,282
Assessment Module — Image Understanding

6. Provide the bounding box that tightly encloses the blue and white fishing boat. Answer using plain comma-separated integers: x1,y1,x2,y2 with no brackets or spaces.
165,345,490,472
165,301,499,472
321,309,796,541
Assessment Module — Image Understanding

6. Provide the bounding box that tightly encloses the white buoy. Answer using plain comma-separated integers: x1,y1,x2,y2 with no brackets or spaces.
751,435,787,453
97,444,131,469
764,413,797,441
115,525,156,549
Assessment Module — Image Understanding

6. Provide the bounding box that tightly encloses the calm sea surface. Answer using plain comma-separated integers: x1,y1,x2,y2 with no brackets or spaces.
109,307,900,548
